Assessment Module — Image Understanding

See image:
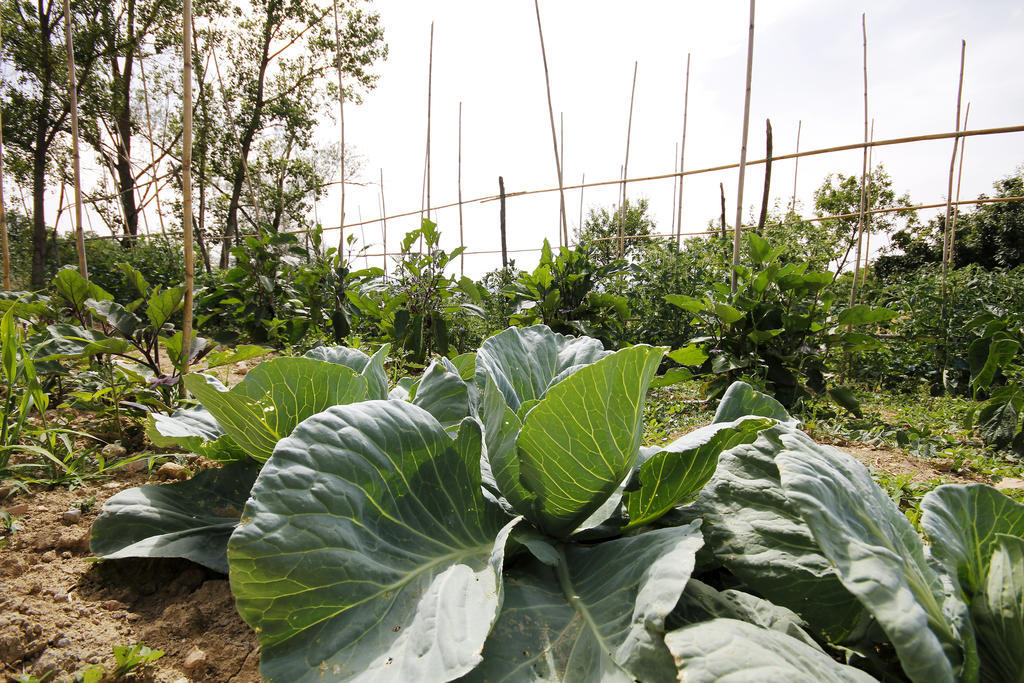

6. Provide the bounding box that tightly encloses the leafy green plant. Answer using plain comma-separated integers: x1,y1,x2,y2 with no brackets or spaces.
665,233,895,412
503,239,630,347
110,642,164,678
966,309,1024,453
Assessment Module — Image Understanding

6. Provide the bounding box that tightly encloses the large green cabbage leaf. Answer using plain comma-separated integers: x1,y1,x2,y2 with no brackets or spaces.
465,522,704,682
228,400,516,682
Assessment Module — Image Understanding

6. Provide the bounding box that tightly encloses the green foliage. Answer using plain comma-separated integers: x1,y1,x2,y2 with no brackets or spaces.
965,310,1024,453
574,197,655,266
503,239,630,348
665,234,894,412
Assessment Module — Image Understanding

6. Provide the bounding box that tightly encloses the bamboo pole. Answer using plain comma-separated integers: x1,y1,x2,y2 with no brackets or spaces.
63,0,88,279
578,172,585,231
790,120,801,212
948,103,970,269
499,176,507,269
676,52,690,245
757,119,772,233
670,143,678,237
533,0,567,244
720,183,727,239
618,61,638,257
458,102,465,277
941,40,966,304
379,168,388,280
0,22,9,290
850,14,869,307
560,111,565,247
332,0,347,251
732,0,756,294
860,119,875,289
181,0,195,373
425,22,434,223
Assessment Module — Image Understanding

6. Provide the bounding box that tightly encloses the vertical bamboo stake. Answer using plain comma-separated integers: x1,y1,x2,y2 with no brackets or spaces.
458,102,464,277
425,22,434,223
379,168,388,280
0,22,9,290
63,0,88,279
731,0,756,294
560,111,565,247
618,61,638,257
860,119,875,288
332,0,346,251
719,183,727,239
850,14,869,307
676,52,690,245
948,103,970,270
533,0,567,244
578,172,585,235
670,143,678,237
941,40,966,304
181,0,195,373
757,119,772,233
790,120,801,213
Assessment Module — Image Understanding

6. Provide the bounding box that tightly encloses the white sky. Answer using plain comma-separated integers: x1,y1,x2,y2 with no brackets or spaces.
329,0,1024,277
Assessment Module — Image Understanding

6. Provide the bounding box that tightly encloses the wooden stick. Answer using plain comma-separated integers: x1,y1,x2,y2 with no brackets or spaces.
860,119,875,288
757,119,772,233
720,182,727,239
379,168,388,280
332,0,347,251
0,22,9,290
676,52,690,245
619,61,638,257
458,102,465,277
941,40,966,304
791,120,801,212
499,176,508,269
63,0,88,279
732,0,756,294
181,0,195,373
850,14,869,307
533,0,567,244
948,103,970,270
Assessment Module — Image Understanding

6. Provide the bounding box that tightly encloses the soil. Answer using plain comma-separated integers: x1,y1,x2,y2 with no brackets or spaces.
1,473,259,683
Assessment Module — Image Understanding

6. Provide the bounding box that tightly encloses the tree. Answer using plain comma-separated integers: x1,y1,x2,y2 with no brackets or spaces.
210,0,386,268
574,198,656,267
809,164,917,274
0,0,106,288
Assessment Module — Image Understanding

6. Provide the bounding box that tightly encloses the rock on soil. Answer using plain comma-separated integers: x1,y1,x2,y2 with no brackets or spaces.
0,474,260,681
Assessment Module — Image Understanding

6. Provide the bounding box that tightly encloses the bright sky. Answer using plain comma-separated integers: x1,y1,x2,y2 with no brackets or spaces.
331,0,1024,276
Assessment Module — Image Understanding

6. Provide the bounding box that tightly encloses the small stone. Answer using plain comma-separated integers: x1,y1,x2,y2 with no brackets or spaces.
932,458,955,472
102,482,122,490
102,600,126,611
183,648,207,671
41,550,57,563
61,509,82,525
26,582,41,595
123,458,149,472
53,590,69,602
996,477,1024,491
4,503,29,516
101,443,127,460
0,485,13,499
55,530,90,554
60,551,72,560
157,462,190,480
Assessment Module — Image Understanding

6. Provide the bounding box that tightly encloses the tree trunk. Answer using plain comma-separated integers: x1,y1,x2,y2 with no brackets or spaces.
112,0,139,243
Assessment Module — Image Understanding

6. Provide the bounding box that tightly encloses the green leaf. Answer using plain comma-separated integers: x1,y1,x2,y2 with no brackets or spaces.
665,293,707,314
515,345,665,537
827,385,862,417
228,402,514,682
54,266,112,310
204,344,272,369
712,302,745,324
85,299,142,337
833,304,898,327
693,423,870,646
477,372,527,506
667,344,709,367
776,433,966,683
458,276,482,302
475,325,610,412
413,357,473,431
712,381,796,425
146,285,187,330
450,352,476,381
623,417,771,529
649,366,692,388
91,461,260,573
747,232,772,265
920,485,1024,682
184,357,368,461
976,398,1020,449
467,523,704,682
666,619,877,683
302,343,391,400
972,337,1020,392
972,534,1024,683
147,404,224,452
1,304,17,382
